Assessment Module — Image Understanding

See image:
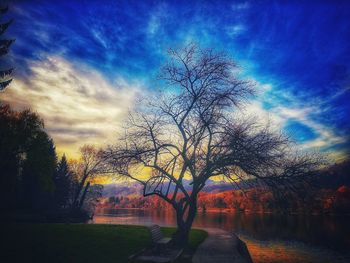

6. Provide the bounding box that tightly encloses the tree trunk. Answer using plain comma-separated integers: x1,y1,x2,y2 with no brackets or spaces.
78,181,90,210
73,173,88,209
172,198,197,248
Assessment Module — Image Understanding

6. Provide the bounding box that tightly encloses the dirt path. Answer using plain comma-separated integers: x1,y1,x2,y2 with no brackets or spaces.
192,228,253,263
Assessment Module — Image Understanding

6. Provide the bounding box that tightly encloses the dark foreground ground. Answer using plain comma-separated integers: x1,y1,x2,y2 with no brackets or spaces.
1,224,207,263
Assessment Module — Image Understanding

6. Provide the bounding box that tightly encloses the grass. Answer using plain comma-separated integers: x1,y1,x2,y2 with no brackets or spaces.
1,224,207,263
161,227,208,252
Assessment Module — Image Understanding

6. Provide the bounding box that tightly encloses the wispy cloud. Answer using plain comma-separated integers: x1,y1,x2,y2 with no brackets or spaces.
241,81,349,161
226,24,246,37
4,0,350,162
231,2,250,11
2,56,141,158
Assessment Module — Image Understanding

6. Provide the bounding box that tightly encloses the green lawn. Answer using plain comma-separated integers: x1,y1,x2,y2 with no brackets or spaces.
1,224,207,263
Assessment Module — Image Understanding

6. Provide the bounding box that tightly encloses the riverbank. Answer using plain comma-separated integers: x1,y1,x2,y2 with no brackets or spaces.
1,224,207,263
96,206,350,217
92,209,350,263
196,208,350,216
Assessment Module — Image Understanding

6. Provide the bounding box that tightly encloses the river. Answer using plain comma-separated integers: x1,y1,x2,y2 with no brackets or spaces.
92,208,350,263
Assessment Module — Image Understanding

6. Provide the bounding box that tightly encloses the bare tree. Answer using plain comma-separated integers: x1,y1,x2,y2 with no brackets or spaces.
71,145,104,210
104,44,321,247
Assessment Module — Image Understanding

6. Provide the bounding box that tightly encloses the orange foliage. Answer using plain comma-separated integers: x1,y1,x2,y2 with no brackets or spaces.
98,186,350,214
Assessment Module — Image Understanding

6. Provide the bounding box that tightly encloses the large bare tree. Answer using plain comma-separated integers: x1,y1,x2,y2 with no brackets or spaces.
104,44,320,246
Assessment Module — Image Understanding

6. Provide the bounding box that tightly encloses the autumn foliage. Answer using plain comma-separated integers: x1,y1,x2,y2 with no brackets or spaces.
98,185,350,215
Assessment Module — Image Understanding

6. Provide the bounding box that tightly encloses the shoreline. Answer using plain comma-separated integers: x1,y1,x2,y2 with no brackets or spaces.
95,207,350,217
89,216,350,263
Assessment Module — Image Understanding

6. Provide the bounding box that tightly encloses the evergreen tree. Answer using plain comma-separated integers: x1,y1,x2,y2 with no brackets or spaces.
54,154,73,209
21,121,57,210
0,6,14,91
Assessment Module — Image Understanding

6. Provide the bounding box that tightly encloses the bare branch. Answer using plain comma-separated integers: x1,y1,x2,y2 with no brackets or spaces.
103,44,323,244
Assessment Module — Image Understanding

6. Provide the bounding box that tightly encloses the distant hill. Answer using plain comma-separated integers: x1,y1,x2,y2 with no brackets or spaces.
102,179,238,198
102,160,350,198
315,160,350,189
102,183,143,198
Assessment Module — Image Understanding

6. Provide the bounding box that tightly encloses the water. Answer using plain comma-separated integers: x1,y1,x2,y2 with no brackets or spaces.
92,208,350,261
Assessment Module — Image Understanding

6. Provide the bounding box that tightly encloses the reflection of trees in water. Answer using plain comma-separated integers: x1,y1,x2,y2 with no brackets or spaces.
196,212,349,252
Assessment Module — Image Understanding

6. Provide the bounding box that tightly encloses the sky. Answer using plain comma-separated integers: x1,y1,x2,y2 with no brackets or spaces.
1,0,349,161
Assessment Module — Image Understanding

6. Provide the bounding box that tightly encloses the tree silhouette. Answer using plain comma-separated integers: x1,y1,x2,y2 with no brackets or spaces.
0,104,57,211
71,145,104,210
54,154,73,209
104,44,321,247
0,6,14,91
21,131,57,210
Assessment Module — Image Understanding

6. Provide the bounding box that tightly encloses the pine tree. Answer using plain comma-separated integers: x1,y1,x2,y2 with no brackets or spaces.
57,155,69,179
54,154,72,209
0,6,14,91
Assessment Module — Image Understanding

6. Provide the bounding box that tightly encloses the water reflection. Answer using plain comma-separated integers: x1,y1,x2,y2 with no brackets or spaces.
93,208,350,253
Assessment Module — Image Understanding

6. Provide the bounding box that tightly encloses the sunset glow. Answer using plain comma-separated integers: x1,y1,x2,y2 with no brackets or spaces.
1,2,350,262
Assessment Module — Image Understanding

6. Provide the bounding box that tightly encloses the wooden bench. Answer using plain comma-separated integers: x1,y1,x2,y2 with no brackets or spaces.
149,224,171,248
129,225,182,262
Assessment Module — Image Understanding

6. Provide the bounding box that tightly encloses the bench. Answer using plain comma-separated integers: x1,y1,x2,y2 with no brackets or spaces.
149,224,171,248
129,225,182,262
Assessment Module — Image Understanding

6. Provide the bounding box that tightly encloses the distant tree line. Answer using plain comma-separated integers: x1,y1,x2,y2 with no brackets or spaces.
0,104,103,222
99,161,350,215
100,182,350,215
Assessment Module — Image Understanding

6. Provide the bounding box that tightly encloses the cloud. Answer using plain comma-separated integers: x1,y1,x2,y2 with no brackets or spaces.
146,3,169,38
273,106,347,147
239,80,349,161
5,0,350,163
226,24,246,37
231,2,250,11
1,56,141,158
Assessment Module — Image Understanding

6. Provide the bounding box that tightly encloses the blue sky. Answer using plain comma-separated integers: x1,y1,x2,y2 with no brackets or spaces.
2,0,350,160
